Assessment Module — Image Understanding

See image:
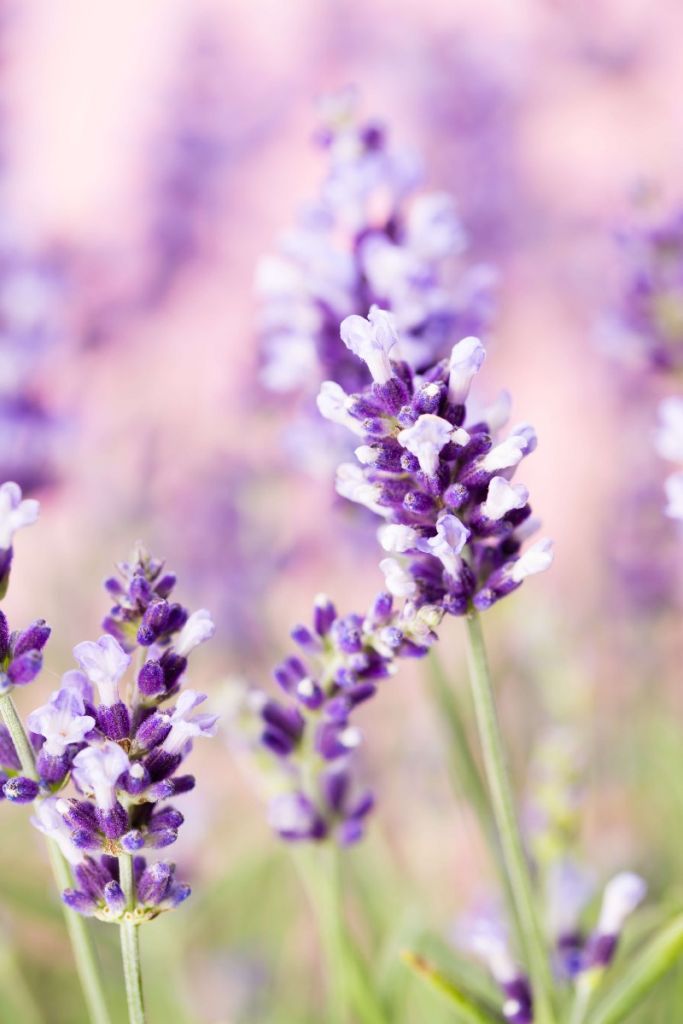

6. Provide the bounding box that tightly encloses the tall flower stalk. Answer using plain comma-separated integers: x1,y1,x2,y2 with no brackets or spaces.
0,485,216,1024
0,483,111,1024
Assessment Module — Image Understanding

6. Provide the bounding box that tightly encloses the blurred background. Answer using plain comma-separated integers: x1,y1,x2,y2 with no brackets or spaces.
1,0,683,1021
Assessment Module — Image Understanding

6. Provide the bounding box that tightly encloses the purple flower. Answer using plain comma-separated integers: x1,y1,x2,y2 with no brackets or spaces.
5,543,218,918
239,589,442,846
582,873,647,970
319,318,553,614
62,854,188,922
456,906,533,1023
73,636,131,708
601,210,683,373
257,90,495,399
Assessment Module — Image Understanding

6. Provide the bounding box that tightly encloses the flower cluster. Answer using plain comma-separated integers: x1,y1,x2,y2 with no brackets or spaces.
0,526,216,922
318,308,553,615
601,210,683,372
243,591,441,845
655,395,683,520
459,872,646,1023
256,87,495,396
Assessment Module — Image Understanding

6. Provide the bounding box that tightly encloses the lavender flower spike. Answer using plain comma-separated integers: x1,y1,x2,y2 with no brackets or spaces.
236,589,441,846
320,313,553,615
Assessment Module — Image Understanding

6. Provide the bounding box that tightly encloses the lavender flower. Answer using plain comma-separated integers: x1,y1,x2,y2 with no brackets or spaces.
457,907,534,1023
2,542,215,920
240,590,441,845
581,872,647,971
257,88,495,398
318,312,553,614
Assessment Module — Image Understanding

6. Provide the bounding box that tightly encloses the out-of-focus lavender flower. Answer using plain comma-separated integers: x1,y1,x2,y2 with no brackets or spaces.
581,872,647,971
601,211,683,372
257,87,496,398
655,396,683,520
413,34,527,260
0,238,72,489
153,460,293,666
236,590,441,846
455,867,645,1015
318,312,553,614
2,541,216,921
140,25,233,306
456,905,534,1023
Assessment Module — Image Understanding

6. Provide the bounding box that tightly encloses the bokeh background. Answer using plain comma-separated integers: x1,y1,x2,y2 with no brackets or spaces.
1,1,683,1021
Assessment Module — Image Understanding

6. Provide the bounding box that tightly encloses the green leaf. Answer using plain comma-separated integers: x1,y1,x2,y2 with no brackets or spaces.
588,914,683,1024
402,950,504,1023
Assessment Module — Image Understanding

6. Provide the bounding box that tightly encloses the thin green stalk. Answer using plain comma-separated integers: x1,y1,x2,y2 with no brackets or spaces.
463,612,556,1024
426,649,491,835
118,854,145,1024
296,847,389,1024
0,690,112,1024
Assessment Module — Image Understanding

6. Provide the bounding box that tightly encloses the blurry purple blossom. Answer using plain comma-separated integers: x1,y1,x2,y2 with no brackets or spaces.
257,87,496,398
600,210,683,373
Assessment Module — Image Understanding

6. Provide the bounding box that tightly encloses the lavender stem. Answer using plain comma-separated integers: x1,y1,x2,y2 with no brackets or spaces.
463,611,556,1024
119,853,145,1024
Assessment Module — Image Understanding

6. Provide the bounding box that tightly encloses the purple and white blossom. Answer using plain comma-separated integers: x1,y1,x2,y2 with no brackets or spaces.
602,210,683,373
456,906,533,1023
74,636,131,708
2,541,215,922
236,590,442,846
582,872,647,970
257,90,495,398
318,313,553,614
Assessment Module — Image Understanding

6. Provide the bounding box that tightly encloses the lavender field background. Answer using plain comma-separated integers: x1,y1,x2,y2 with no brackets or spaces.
1,1,683,1021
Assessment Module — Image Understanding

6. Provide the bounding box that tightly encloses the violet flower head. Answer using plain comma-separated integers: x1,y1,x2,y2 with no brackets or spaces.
9,543,217,921
319,313,553,615
238,590,441,846
257,88,496,398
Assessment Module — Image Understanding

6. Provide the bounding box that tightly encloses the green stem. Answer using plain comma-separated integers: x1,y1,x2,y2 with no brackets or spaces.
426,649,491,835
118,854,145,1024
463,612,556,1024
0,690,112,1024
297,847,389,1024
